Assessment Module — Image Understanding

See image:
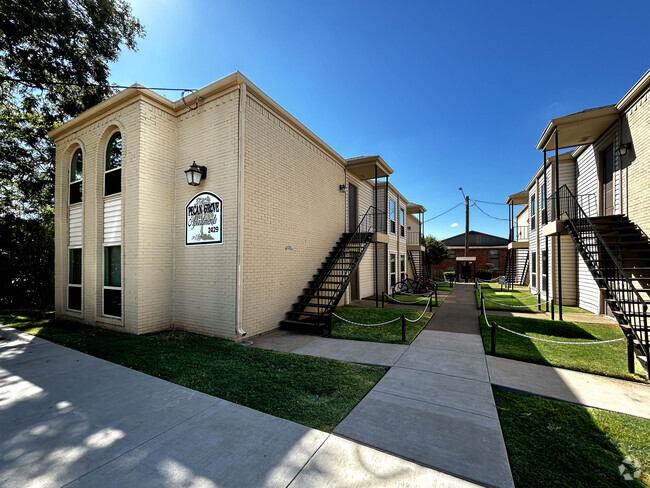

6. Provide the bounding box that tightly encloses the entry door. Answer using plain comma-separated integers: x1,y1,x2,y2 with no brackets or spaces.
348,184,359,300
348,183,358,230
601,144,614,216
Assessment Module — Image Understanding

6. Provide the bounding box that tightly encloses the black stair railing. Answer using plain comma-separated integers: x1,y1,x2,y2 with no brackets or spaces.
552,184,649,361
307,206,379,315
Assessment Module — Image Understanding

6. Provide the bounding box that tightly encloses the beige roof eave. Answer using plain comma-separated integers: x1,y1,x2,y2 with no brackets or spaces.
346,155,393,179
505,190,528,205
536,105,619,152
406,203,426,214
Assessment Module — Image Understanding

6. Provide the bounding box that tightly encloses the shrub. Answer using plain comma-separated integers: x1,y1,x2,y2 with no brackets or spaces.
444,271,456,281
476,269,493,280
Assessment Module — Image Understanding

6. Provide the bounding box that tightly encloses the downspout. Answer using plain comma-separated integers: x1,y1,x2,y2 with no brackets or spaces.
235,80,247,337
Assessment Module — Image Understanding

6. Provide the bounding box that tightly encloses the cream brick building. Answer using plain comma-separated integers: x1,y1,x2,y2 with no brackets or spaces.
51,72,427,339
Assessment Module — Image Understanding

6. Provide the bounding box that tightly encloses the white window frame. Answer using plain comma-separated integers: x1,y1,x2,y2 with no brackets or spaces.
530,193,536,231
104,131,122,197
69,148,83,205
67,246,82,313
531,251,537,289
541,250,548,292
400,253,406,281
389,199,396,234
390,253,396,287
102,243,123,320
400,208,405,237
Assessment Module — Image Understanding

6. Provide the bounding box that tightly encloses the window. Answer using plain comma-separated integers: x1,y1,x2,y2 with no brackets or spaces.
103,245,122,317
400,208,405,237
542,250,548,292
476,235,482,245
390,253,396,287
490,249,500,270
69,149,83,204
105,132,122,196
448,249,456,259
389,200,396,233
541,183,547,224
530,193,536,231
531,251,537,288
400,254,406,281
68,248,82,311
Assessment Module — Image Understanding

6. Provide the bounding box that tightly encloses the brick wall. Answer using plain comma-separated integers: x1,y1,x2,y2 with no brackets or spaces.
430,247,507,274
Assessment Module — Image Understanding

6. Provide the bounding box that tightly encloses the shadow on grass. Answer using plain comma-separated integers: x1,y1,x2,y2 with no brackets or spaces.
495,387,649,488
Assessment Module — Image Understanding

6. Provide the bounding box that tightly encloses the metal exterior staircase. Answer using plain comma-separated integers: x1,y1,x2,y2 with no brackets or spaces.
280,207,377,331
504,248,516,288
408,249,429,280
553,185,649,375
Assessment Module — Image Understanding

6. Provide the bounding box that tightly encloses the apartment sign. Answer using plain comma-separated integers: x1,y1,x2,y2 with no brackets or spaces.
186,191,223,245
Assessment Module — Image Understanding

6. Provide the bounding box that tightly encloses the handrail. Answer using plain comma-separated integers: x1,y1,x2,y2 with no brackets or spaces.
313,206,377,311
551,184,648,357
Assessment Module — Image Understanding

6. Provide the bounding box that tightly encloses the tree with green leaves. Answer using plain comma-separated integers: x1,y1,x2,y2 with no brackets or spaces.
424,236,449,265
0,0,144,307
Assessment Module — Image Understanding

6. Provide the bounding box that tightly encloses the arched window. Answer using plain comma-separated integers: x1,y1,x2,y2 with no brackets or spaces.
69,148,83,204
104,132,122,196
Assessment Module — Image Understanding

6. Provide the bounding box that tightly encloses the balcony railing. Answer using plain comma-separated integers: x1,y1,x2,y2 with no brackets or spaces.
516,225,529,241
357,208,387,234
407,231,423,246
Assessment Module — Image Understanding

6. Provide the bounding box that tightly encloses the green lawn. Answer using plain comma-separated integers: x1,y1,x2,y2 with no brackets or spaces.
495,387,650,487
0,311,386,432
477,283,589,314
479,314,645,381
330,305,432,344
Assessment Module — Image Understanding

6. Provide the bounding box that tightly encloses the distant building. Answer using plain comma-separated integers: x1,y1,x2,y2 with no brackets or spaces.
431,231,508,279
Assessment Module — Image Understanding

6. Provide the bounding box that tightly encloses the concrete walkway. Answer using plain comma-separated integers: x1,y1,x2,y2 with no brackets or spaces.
334,284,515,488
0,326,478,488
487,356,650,419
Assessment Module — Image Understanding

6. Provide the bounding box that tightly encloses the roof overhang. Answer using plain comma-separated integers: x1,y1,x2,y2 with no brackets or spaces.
505,190,529,205
346,156,393,180
536,105,619,151
406,203,426,214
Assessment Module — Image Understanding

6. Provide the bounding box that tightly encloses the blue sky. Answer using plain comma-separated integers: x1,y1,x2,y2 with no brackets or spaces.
110,0,650,239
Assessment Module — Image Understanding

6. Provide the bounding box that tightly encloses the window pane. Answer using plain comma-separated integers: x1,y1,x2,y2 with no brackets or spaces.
70,181,82,204
390,254,396,273
70,149,83,182
389,200,395,220
104,289,121,317
105,168,121,195
105,132,122,171
68,286,81,311
104,246,121,287
69,248,82,284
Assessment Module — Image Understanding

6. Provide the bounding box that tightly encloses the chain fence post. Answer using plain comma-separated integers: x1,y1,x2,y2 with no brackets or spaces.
551,298,555,320
401,314,406,342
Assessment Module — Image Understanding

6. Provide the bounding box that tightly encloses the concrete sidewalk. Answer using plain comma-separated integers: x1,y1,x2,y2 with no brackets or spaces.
487,355,650,419
0,326,476,488
334,284,515,488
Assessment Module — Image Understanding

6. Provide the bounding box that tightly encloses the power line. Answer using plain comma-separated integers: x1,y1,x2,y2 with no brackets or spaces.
424,202,464,223
1,76,197,93
471,201,510,221
473,199,508,206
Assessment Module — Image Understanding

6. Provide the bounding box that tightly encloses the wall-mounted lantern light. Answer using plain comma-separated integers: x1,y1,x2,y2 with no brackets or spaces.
616,143,632,157
185,161,207,186
339,184,347,193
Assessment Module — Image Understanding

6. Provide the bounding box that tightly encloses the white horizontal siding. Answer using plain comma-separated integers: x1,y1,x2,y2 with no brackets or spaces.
69,206,82,247
575,147,601,313
104,197,122,244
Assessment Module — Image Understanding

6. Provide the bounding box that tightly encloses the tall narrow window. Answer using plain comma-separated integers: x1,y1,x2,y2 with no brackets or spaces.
531,251,537,288
105,132,122,196
68,248,82,311
69,149,83,204
530,193,536,231
542,250,548,292
389,200,396,234
490,249,500,269
103,245,122,317
390,253,396,287
400,254,406,281
400,208,405,237
541,183,547,224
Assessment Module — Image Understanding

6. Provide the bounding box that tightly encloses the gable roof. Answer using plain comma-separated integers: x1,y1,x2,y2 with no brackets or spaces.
442,230,508,247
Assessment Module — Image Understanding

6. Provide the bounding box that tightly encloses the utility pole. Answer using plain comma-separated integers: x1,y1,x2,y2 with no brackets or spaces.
459,187,470,282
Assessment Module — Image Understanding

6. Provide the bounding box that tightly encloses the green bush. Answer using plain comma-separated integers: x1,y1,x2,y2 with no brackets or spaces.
476,269,493,280
444,271,456,281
